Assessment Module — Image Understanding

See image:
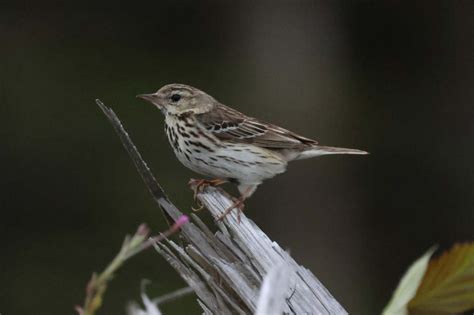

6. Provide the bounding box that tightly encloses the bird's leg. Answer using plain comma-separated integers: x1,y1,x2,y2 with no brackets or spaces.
216,186,253,223
188,178,227,211
216,197,246,222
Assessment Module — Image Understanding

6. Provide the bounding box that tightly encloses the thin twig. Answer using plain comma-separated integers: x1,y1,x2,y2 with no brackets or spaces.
76,218,189,315
153,286,197,304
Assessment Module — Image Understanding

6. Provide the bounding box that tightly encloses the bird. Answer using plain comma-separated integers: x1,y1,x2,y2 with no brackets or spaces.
137,83,367,220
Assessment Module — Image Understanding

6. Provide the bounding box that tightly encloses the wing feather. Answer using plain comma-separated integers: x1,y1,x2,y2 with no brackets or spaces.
195,103,317,150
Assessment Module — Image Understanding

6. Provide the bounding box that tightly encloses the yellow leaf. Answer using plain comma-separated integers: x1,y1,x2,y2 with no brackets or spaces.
409,242,474,314
382,247,436,315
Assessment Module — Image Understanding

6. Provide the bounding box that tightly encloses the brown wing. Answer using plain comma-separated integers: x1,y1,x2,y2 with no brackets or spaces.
195,103,317,150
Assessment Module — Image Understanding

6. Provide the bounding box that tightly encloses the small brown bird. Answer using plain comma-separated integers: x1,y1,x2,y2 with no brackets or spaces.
138,84,367,220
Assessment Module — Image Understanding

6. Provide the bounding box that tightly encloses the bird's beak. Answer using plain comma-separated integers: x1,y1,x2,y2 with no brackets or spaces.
137,93,167,113
136,93,157,102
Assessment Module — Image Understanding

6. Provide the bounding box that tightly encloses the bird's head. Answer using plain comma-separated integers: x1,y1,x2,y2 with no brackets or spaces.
137,83,215,116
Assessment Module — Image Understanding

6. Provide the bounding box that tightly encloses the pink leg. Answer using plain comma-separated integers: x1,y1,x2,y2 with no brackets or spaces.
216,185,256,222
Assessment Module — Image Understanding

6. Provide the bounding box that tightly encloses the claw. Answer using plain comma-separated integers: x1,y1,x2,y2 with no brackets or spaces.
189,179,207,201
189,178,228,212
192,202,205,212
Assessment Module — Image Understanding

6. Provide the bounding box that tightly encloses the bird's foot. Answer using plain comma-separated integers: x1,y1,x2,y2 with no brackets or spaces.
189,178,227,198
189,178,227,212
216,197,245,223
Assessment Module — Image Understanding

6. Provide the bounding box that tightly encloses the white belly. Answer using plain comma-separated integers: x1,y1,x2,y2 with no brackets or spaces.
165,116,287,185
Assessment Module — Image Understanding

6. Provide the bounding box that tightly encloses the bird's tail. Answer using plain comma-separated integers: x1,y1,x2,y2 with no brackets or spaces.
296,145,368,160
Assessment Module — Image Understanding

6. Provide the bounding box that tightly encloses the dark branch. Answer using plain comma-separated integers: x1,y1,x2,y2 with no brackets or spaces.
96,99,176,225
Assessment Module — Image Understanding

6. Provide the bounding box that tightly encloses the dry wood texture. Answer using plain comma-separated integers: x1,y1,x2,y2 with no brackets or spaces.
97,99,347,315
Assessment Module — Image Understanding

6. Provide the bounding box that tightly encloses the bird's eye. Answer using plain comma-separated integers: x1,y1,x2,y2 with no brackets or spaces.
170,94,181,102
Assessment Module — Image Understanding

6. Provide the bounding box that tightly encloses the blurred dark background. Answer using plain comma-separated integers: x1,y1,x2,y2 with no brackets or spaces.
1,1,473,314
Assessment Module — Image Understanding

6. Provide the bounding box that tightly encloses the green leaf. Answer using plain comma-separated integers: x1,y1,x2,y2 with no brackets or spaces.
409,243,474,314
382,247,436,315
